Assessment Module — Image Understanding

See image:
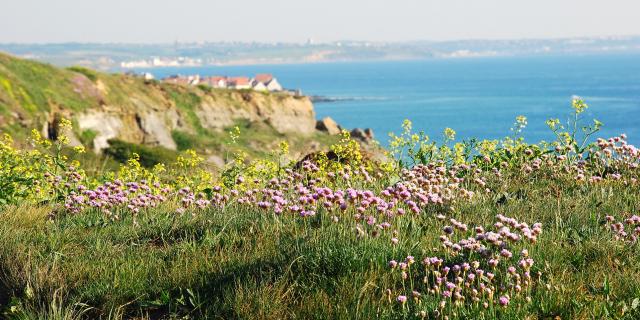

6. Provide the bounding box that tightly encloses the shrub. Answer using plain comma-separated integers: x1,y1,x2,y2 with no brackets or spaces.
171,130,196,151
103,139,177,168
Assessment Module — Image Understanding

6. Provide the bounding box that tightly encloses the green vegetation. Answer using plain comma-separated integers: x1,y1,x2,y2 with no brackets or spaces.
0,52,97,114
103,139,179,168
66,66,98,82
78,129,98,149
171,130,197,151
1,99,640,319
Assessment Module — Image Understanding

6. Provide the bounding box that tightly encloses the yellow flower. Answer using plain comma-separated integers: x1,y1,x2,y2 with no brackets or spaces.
546,118,560,130
279,141,289,155
444,128,456,141
571,97,588,114
228,126,241,144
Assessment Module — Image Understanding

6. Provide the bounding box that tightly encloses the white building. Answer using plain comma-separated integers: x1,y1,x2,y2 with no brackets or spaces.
228,77,251,89
204,76,227,88
143,72,155,80
264,78,283,91
253,74,283,92
252,80,268,91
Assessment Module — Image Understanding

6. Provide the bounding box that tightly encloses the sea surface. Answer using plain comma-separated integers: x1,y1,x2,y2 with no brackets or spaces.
138,54,640,146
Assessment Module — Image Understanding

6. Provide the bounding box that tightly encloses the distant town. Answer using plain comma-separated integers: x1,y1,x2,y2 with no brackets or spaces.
138,72,303,95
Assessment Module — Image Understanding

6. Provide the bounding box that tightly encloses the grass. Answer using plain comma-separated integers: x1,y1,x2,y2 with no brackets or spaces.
1,156,639,319
0,52,98,114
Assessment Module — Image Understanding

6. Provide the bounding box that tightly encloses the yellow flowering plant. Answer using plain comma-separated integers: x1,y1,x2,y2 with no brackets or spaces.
0,118,89,205
547,97,603,161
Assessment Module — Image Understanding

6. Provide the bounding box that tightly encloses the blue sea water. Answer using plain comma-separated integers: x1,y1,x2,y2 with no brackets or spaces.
140,54,640,146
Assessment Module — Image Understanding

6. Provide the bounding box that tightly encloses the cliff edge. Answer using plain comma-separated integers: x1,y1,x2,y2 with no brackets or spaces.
0,52,320,157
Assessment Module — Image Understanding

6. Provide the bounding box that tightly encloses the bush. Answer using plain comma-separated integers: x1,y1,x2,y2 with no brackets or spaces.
171,130,196,151
104,139,177,167
79,129,98,149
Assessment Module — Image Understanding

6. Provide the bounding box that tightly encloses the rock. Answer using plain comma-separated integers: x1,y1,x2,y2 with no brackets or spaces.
77,112,124,152
196,93,316,135
12,111,32,128
350,128,375,144
316,117,342,135
364,128,375,140
136,112,177,150
265,96,316,134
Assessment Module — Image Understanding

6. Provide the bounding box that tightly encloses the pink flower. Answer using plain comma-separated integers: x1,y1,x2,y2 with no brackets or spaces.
498,295,510,307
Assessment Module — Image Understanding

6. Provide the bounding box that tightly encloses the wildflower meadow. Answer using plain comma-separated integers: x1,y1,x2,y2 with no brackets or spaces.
1,98,639,319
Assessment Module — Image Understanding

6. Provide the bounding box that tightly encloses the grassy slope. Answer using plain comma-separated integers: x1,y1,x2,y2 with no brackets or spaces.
0,172,639,319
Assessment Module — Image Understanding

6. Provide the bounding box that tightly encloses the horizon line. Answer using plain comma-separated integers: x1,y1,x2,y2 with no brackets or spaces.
2,34,640,46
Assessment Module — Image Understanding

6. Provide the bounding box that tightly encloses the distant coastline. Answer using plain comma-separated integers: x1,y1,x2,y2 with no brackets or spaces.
2,35,639,70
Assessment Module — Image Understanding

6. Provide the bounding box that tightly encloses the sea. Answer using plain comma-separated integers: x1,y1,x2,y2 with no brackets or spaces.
137,54,640,147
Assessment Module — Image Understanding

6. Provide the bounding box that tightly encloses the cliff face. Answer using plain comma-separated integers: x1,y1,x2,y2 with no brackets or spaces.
72,84,317,152
0,52,318,153
195,90,316,136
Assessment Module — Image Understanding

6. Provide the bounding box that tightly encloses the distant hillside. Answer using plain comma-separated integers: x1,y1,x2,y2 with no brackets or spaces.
1,36,639,69
0,52,340,166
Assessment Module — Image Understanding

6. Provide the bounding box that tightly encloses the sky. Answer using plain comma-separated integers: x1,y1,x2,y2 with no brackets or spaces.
1,0,639,43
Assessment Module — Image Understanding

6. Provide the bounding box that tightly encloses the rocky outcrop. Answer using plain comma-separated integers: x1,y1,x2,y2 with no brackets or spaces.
196,92,316,134
350,128,375,144
135,112,177,150
23,84,320,154
316,117,342,135
77,112,124,151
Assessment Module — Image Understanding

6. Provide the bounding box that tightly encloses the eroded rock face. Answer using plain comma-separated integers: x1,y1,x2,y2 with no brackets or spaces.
196,93,252,130
42,112,82,146
40,80,319,153
77,112,124,152
136,112,177,150
316,117,342,135
265,96,316,134
196,93,316,134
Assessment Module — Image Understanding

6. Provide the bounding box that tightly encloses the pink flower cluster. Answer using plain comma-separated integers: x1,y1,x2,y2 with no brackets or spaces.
605,214,640,243
65,180,169,219
63,161,485,239
388,214,541,315
518,135,639,185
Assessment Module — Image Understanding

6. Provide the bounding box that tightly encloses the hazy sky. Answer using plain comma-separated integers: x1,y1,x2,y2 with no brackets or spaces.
1,0,639,43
